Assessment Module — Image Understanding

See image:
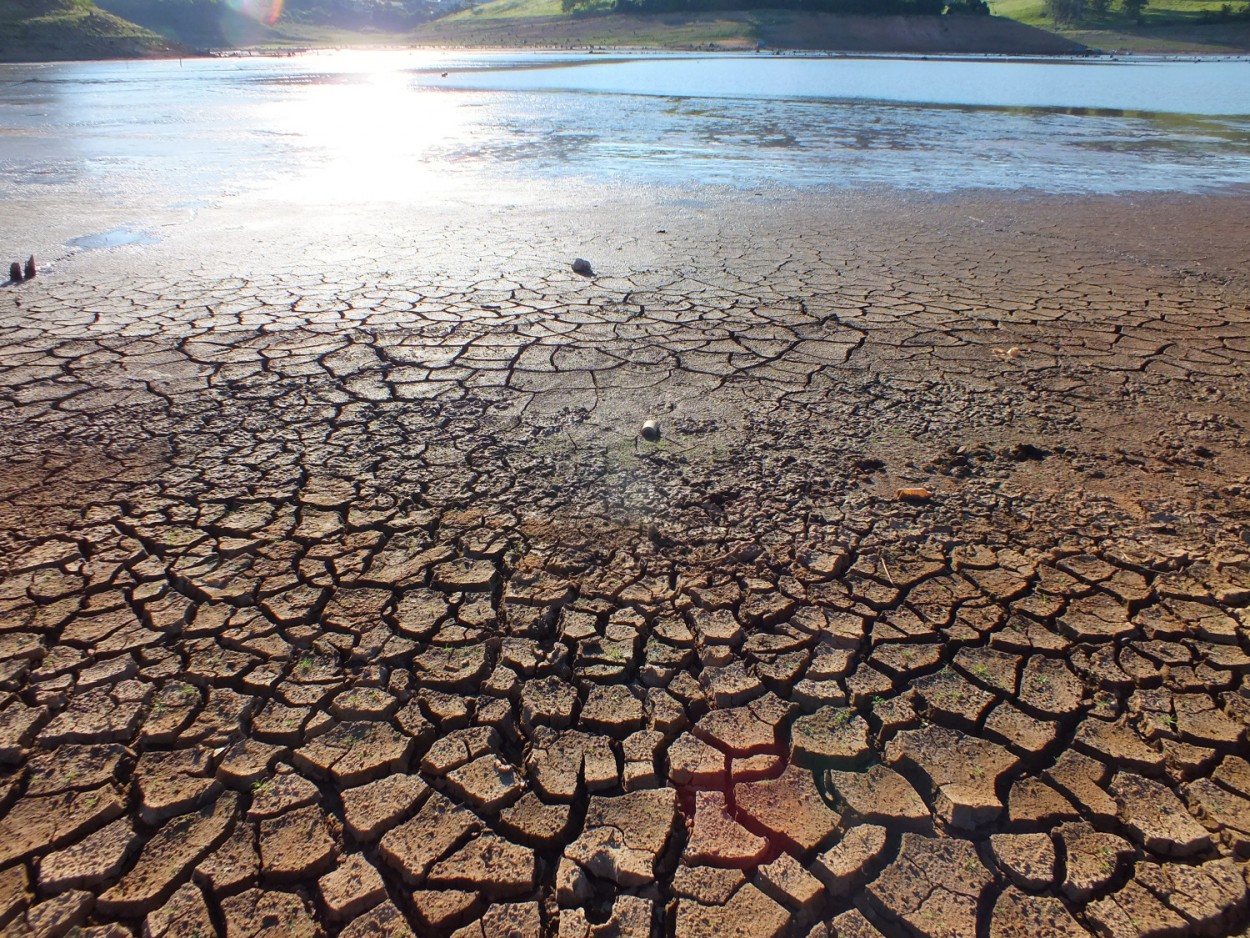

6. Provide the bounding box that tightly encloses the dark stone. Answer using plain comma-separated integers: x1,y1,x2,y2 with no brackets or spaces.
572,258,593,276
8,262,19,282
23,256,35,280
1003,442,1048,461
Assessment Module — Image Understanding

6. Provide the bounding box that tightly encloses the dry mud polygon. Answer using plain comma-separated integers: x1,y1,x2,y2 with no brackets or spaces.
0,189,1248,937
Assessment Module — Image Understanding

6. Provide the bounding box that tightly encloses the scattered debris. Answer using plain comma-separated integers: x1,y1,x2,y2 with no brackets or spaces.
896,487,932,502
640,420,661,442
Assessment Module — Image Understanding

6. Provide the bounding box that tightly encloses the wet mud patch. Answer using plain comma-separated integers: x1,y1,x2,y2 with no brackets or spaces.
67,228,159,252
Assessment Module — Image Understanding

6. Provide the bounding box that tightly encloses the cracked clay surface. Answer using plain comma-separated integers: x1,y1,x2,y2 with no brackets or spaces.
0,187,1248,937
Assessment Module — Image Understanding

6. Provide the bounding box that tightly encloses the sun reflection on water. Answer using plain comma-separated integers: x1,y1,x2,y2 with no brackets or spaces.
263,57,480,204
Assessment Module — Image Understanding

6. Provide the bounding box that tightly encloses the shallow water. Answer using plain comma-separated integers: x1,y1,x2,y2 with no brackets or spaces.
65,227,159,250
1,50,1249,219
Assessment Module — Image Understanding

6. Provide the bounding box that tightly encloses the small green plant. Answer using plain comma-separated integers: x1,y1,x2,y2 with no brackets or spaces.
1098,845,1116,874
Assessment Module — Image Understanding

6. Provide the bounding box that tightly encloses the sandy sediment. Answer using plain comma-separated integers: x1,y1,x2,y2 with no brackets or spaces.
0,187,1248,936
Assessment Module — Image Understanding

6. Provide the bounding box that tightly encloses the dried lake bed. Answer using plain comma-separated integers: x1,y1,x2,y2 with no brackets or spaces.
0,51,1249,938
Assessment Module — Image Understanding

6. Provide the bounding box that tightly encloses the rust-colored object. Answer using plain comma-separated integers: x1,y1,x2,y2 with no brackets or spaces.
896,487,932,502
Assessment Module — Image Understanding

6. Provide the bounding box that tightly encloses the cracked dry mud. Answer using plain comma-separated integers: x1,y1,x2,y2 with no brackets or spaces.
0,189,1249,938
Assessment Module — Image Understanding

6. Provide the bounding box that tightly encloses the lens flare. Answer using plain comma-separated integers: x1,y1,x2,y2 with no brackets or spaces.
226,0,283,26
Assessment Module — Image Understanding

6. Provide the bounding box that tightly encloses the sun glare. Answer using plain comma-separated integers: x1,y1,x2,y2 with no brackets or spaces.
264,55,477,204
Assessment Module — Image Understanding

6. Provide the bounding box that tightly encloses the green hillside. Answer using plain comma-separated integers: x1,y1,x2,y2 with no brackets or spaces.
89,0,279,48
419,0,1246,51
0,0,186,59
92,0,447,48
3,0,1243,59
418,0,1084,50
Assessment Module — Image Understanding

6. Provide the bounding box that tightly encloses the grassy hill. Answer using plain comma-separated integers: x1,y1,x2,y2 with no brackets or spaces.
413,0,1247,52
2,0,1242,59
0,0,187,59
92,0,454,50
89,0,284,49
413,0,1084,50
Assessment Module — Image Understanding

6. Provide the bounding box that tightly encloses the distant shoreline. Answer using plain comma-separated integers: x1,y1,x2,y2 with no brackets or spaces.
6,7,1250,64
194,45,1250,61
8,44,1250,66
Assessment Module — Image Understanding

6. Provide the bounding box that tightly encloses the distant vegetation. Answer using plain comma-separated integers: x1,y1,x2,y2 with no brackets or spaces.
437,0,1245,50
990,0,1250,50
595,0,989,16
0,0,182,59
92,0,460,46
91,0,265,45
1044,0,1250,22
1,0,1244,63
422,0,1081,50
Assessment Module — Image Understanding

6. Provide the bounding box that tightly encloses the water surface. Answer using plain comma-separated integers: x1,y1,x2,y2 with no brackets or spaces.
1,50,1248,217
